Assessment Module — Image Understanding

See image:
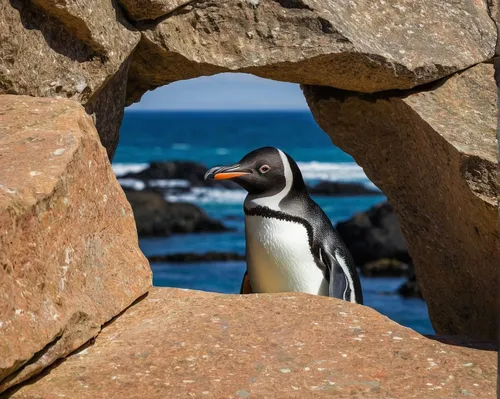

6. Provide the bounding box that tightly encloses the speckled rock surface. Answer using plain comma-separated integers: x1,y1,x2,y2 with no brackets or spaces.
304,63,499,341
126,0,496,103
6,288,497,398
0,0,140,158
0,95,152,393
118,0,193,21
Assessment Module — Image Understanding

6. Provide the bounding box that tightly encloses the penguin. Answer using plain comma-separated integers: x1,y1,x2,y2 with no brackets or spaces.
204,147,363,304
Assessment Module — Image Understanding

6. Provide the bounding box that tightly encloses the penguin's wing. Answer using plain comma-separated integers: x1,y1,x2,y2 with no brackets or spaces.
240,270,252,294
321,247,362,304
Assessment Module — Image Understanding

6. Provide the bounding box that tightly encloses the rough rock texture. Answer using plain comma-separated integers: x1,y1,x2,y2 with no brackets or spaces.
0,96,152,392
118,0,193,21
6,288,497,398
0,0,140,158
487,0,499,54
124,189,227,236
304,63,499,341
126,0,496,103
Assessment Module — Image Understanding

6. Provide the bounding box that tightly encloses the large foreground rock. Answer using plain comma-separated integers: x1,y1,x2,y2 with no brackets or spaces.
0,96,151,392
126,0,496,103
0,0,140,158
304,63,498,341
7,288,497,398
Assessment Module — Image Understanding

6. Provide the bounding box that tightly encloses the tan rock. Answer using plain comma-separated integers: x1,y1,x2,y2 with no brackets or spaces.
0,0,140,158
126,0,496,103
0,95,152,393
303,63,498,341
118,0,193,21
487,0,499,54
7,288,498,398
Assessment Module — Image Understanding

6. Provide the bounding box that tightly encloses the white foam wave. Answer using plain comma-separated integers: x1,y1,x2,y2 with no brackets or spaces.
118,178,146,191
165,187,247,204
112,163,148,177
297,162,368,182
149,179,190,189
113,161,367,182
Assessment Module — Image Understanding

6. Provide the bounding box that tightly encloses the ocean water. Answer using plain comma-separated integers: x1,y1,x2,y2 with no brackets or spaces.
115,110,434,335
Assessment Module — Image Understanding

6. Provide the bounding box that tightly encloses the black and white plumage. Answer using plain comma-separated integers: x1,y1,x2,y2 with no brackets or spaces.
204,147,363,304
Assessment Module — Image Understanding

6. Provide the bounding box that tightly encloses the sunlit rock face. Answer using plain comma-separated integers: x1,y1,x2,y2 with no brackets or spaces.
0,95,151,392
8,288,499,399
303,63,498,341
0,0,498,394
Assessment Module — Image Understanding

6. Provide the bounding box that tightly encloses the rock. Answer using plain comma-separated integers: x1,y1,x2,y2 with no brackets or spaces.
118,0,193,21
361,259,411,278
398,273,423,299
336,202,410,266
487,0,499,54
304,63,498,341
148,252,245,263
308,181,380,196
0,95,151,393
121,161,238,189
0,0,140,158
7,288,498,398
124,189,227,236
126,0,496,104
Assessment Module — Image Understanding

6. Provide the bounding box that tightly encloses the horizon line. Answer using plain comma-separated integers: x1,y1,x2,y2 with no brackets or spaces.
125,108,311,112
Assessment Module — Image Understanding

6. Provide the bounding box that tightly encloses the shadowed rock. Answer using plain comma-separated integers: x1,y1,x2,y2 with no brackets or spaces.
148,252,245,263
124,188,228,236
0,0,140,158
336,202,410,266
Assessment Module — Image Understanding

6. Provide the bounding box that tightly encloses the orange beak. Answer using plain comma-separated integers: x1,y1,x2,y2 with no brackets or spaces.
204,165,250,181
213,172,250,180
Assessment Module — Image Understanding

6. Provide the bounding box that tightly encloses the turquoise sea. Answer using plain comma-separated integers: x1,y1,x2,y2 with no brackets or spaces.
114,110,434,335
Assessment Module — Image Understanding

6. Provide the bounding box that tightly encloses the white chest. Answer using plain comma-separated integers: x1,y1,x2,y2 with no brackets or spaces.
245,215,328,296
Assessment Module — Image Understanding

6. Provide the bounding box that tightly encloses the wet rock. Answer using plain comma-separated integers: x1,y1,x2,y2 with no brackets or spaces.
120,161,239,189
8,288,498,398
361,259,411,278
398,273,422,299
305,63,498,341
124,188,227,236
336,202,410,266
308,181,380,196
148,252,245,263
0,95,151,393
126,0,496,103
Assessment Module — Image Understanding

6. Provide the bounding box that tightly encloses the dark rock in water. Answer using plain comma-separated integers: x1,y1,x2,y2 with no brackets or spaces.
124,188,228,236
148,252,246,263
308,181,380,196
121,161,239,189
336,202,410,266
361,258,411,277
397,273,422,299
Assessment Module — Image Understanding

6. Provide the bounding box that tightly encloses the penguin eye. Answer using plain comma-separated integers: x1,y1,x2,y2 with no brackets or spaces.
259,165,270,174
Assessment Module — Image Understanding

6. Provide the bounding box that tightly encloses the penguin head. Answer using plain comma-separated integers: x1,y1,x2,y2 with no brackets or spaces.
204,146,303,196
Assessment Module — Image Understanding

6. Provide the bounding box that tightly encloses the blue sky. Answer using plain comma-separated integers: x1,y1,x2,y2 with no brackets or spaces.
128,73,309,111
